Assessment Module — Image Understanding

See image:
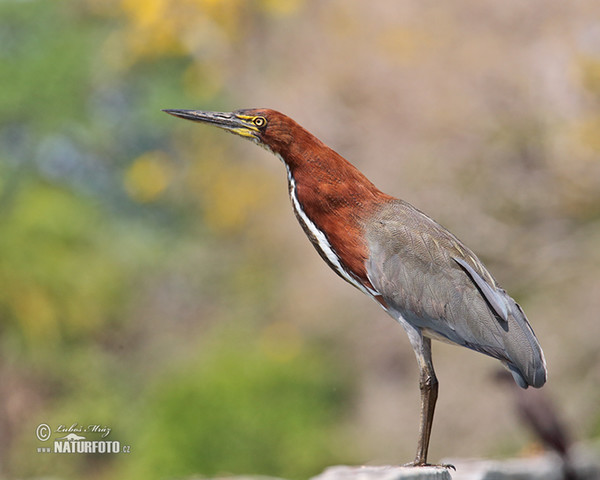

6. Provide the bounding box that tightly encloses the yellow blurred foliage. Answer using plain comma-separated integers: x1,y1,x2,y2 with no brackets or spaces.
377,27,435,65
183,63,224,101
88,0,304,66
573,57,600,153
576,115,600,152
125,151,174,202
578,55,600,97
180,139,277,234
12,283,59,347
259,0,303,17
194,160,271,233
259,321,303,363
119,0,187,58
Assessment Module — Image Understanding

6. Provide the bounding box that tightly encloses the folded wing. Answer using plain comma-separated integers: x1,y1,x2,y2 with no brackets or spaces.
365,200,547,389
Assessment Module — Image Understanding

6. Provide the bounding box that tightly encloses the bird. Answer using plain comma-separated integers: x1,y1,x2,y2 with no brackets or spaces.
163,107,547,467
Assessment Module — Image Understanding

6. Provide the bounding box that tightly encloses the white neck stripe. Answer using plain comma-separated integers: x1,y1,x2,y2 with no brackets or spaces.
284,162,376,297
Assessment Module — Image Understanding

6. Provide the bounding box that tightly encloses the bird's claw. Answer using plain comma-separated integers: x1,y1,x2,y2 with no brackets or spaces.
402,461,456,471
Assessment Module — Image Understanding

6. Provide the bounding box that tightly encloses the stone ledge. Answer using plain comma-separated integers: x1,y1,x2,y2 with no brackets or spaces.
444,449,600,480
203,445,600,480
307,448,600,480
310,465,451,480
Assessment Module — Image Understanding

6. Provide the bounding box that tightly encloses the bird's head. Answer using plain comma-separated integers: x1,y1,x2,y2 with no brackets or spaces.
163,108,296,155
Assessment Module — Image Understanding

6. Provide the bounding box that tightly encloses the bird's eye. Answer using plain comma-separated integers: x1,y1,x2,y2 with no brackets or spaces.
253,116,267,128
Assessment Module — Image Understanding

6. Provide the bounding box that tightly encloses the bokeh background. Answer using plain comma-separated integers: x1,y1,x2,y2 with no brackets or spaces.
1,0,599,479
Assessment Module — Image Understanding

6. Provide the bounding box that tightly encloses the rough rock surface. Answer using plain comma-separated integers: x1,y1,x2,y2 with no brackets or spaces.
307,449,600,480
310,465,451,480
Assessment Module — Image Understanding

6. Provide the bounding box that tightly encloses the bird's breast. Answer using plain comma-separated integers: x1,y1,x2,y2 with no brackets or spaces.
285,165,378,297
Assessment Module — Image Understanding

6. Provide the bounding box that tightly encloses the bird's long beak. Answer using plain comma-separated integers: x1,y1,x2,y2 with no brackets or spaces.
162,109,260,140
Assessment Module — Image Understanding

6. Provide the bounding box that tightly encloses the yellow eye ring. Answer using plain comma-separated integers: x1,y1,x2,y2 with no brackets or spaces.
253,116,267,128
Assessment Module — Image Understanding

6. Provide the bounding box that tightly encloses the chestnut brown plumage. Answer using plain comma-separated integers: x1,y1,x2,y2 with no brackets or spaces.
164,107,547,467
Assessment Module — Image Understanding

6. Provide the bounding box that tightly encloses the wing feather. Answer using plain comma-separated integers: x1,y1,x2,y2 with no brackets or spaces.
453,256,509,323
365,200,547,388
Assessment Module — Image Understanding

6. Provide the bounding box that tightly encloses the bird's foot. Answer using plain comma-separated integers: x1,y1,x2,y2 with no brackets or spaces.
402,461,456,470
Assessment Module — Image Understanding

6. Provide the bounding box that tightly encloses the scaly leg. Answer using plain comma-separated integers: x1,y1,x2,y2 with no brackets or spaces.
414,336,438,465
402,332,454,469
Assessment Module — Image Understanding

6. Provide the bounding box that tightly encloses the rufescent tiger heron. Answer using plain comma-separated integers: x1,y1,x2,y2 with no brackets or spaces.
164,107,547,467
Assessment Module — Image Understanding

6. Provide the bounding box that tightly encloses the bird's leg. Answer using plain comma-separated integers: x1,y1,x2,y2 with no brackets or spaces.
414,336,438,466
402,333,453,469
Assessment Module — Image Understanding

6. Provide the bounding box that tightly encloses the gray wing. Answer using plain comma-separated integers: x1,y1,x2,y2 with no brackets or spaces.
365,200,546,389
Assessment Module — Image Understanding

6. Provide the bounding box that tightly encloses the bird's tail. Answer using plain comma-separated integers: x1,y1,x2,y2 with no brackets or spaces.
503,297,547,389
452,257,546,388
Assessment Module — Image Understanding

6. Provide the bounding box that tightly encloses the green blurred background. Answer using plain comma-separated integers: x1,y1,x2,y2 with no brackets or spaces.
1,0,600,479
